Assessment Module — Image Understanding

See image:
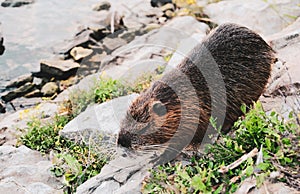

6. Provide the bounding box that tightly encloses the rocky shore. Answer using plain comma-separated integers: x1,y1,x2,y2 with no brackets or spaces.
0,0,299,193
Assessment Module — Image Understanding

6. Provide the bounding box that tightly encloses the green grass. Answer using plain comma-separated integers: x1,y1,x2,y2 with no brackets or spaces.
19,115,108,193
142,102,299,193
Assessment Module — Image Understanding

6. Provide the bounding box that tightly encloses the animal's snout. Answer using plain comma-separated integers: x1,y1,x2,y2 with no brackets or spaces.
117,131,132,148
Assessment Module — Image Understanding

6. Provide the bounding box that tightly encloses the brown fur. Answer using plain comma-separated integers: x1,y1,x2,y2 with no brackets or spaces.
117,23,275,154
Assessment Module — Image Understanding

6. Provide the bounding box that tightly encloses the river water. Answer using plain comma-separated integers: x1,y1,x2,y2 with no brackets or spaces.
0,0,101,92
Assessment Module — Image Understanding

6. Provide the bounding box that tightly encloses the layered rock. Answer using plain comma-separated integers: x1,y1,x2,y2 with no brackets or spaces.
1,82,35,102
5,74,33,88
36,59,80,80
0,145,63,194
204,0,300,36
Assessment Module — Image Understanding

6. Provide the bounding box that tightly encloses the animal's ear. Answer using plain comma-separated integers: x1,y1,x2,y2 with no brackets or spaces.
152,101,167,116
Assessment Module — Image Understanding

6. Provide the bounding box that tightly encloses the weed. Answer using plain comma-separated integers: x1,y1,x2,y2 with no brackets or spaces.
20,115,107,193
142,102,299,193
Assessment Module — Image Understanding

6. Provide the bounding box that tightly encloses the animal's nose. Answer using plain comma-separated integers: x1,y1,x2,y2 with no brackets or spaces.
117,131,132,148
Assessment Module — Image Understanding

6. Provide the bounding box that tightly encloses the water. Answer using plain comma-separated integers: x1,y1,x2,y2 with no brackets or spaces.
0,0,102,92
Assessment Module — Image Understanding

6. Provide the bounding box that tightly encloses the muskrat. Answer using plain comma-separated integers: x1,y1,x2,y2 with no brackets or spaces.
117,23,275,163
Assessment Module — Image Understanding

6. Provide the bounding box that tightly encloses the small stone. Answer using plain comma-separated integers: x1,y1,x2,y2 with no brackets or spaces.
92,1,111,11
158,17,167,24
41,82,58,97
6,74,33,88
70,47,93,61
32,77,43,87
1,0,34,7
39,59,80,80
160,3,175,12
165,10,174,18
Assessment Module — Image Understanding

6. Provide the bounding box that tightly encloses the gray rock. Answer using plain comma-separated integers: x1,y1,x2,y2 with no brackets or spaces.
1,82,35,102
102,37,127,53
0,102,59,145
70,46,93,61
1,0,34,7
5,73,33,88
92,1,111,11
76,152,156,194
204,0,300,36
39,59,80,80
267,17,300,51
261,18,300,119
41,82,58,97
0,145,63,194
60,94,138,145
88,53,107,63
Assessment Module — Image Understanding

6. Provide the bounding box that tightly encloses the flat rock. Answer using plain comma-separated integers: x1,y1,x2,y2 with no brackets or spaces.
57,28,106,55
41,82,59,97
70,46,93,61
102,37,127,53
1,0,34,7
76,152,156,194
204,0,300,36
5,73,33,88
60,94,138,145
0,145,63,194
39,59,80,80
1,82,35,102
267,17,300,51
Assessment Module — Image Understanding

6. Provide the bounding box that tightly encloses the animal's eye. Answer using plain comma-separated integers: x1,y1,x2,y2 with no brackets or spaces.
152,101,167,116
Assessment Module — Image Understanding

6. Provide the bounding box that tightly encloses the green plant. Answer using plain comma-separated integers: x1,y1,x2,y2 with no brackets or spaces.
19,116,107,193
142,102,299,193
94,78,127,103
